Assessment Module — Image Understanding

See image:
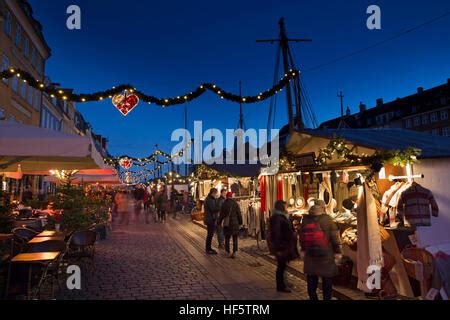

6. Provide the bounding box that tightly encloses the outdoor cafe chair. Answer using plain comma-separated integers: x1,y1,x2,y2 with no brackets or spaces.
68,230,97,269
26,239,72,298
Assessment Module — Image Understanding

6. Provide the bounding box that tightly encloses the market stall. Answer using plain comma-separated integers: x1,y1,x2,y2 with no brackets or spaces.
191,163,264,239
260,128,450,299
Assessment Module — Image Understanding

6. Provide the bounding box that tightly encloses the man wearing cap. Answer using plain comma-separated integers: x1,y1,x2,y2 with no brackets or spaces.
299,200,342,300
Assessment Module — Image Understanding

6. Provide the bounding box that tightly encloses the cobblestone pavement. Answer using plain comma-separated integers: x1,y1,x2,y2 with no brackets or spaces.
54,214,317,300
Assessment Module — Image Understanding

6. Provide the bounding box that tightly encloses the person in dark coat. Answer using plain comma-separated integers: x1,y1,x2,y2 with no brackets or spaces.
268,200,298,293
155,185,169,223
218,192,243,258
204,188,220,255
216,189,227,250
299,200,342,300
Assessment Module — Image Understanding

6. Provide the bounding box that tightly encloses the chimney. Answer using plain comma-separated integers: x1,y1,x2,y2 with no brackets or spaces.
346,106,351,116
376,98,384,107
417,87,424,94
359,102,367,113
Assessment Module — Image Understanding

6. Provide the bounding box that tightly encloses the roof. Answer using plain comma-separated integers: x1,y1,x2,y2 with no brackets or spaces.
207,163,261,178
299,128,450,159
320,80,450,129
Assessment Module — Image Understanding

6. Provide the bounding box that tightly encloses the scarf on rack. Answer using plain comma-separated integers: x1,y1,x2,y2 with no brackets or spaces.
356,182,384,292
260,176,266,213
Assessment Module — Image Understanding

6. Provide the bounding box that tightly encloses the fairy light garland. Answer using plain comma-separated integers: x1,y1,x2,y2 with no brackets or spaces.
315,136,422,171
1,67,300,109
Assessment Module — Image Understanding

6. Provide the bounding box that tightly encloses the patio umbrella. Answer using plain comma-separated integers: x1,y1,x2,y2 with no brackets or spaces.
0,121,104,172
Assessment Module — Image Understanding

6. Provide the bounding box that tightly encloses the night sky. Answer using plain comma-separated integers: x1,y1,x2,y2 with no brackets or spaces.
28,0,450,160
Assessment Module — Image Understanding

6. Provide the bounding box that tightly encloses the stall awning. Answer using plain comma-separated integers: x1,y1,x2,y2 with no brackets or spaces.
287,128,450,160
0,121,104,172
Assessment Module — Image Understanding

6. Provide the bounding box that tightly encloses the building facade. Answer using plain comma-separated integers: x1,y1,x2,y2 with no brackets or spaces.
320,79,450,137
0,0,51,125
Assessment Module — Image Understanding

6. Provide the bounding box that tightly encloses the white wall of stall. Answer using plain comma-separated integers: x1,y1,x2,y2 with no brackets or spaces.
413,158,450,247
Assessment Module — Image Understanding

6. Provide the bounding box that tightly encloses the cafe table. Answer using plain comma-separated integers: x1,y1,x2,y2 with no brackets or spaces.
36,231,65,238
28,235,65,244
10,252,61,300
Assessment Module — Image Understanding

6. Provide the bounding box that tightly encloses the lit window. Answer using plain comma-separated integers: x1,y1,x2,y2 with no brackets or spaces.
3,10,12,36
15,24,21,48
443,127,450,137
413,117,420,127
440,110,448,121
421,115,429,125
24,37,29,58
431,112,438,123
0,107,5,120
2,55,9,85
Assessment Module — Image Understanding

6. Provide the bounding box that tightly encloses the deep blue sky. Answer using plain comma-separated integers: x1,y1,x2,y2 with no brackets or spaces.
29,0,450,158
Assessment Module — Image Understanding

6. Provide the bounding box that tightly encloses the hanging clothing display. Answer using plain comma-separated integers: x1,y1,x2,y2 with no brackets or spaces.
260,176,266,213
277,177,283,201
356,183,384,292
397,182,439,227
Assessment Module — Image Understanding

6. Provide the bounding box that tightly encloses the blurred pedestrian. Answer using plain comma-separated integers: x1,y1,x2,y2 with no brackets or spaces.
204,188,220,255
299,200,342,300
155,185,168,223
268,200,298,293
218,192,242,258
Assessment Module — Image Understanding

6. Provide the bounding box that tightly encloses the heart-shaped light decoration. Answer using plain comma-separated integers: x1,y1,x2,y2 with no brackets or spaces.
119,158,132,170
112,93,139,116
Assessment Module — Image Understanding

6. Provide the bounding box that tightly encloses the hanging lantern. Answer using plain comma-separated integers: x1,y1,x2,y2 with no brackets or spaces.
112,91,139,116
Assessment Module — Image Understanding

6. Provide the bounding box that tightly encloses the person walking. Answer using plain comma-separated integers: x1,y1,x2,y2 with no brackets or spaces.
218,192,243,258
155,185,169,223
268,200,298,293
299,200,342,300
117,191,133,226
204,188,220,255
216,189,227,250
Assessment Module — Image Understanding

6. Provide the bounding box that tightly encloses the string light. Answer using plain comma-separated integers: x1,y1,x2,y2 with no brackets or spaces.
0,67,299,107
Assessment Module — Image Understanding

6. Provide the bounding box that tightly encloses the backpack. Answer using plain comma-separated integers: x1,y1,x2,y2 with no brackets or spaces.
300,215,330,257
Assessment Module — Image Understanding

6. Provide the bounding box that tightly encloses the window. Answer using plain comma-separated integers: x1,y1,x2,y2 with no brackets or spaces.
36,55,43,74
366,118,372,126
34,89,40,111
27,86,33,105
422,114,429,125
20,82,26,98
405,119,412,128
12,76,19,92
431,112,438,123
0,107,5,120
3,10,12,36
41,106,61,131
440,110,448,121
432,128,440,135
413,117,420,127
31,47,36,67
15,24,21,48
24,37,29,58
443,127,450,137
412,106,418,113
2,55,9,85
